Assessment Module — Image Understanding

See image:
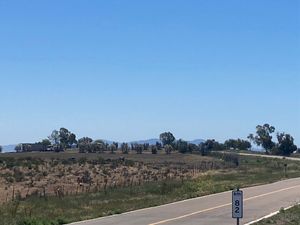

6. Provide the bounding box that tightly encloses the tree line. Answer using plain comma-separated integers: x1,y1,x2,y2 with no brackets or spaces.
9,123,299,156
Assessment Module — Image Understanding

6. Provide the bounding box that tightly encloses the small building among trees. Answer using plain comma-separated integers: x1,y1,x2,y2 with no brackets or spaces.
17,143,47,152
16,143,63,152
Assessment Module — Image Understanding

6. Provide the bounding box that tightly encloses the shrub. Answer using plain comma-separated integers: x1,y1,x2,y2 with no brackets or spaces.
124,160,135,167
13,168,25,182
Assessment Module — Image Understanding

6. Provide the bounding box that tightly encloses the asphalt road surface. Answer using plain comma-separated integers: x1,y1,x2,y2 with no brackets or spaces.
237,152,300,162
69,177,300,225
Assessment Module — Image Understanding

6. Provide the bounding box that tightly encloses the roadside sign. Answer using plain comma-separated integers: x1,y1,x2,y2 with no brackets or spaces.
232,190,243,219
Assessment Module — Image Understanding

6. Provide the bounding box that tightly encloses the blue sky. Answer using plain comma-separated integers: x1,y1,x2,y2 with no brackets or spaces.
0,0,299,145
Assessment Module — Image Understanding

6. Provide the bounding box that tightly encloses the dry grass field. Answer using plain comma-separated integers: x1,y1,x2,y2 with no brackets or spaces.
0,151,233,204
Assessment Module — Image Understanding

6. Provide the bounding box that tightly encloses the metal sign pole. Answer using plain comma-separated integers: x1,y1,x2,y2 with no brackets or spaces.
232,187,243,225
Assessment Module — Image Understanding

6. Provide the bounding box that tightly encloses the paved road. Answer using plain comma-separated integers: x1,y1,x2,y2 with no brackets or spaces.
237,152,300,161
69,178,300,225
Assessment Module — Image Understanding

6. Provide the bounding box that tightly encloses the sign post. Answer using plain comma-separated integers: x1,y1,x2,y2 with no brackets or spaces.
232,188,243,225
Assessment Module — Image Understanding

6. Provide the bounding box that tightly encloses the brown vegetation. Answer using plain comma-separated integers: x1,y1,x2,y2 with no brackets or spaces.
0,152,235,203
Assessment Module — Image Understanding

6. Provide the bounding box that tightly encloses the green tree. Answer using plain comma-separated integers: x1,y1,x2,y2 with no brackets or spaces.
109,143,117,154
199,139,220,155
48,130,60,145
69,133,77,145
78,137,93,153
93,140,106,153
273,133,297,156
59,128,77,149
113,142,119,150
94,139,105,145
176,139,189,153
224,139,238,149
121,143,129,154
143,143,149,151
159,132,176,146
239,139,251,150
15,144,22,152
156,141,162,150
132,144,143,154
78,137,93,145
150,145,158,154
0,145,2,153
188,143,199,152
248,124,276,153
212,141,224,151
225,139,251,150
164,144,173,154
79,144,88,153
40,139,51,147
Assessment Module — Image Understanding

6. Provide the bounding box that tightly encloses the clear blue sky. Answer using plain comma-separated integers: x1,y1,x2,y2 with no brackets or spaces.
0,0,299,146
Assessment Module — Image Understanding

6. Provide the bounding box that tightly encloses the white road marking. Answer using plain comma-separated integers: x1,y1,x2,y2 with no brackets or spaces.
149,184,300,225
245,203,300,225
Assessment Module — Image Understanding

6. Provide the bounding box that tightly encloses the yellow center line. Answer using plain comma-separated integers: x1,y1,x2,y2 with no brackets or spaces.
149,184,300,225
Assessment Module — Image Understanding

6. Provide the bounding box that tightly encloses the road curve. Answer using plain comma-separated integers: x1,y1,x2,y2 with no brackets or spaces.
236,152,300,161
68,178,300,225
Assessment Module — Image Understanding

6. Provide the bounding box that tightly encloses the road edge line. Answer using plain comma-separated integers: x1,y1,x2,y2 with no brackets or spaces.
245,203,300,225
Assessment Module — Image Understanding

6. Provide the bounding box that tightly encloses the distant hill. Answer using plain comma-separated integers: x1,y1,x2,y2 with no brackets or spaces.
99,139,161,146
129,139,161,145
189,139,205,145
1,145,16,153
129,138,205,145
